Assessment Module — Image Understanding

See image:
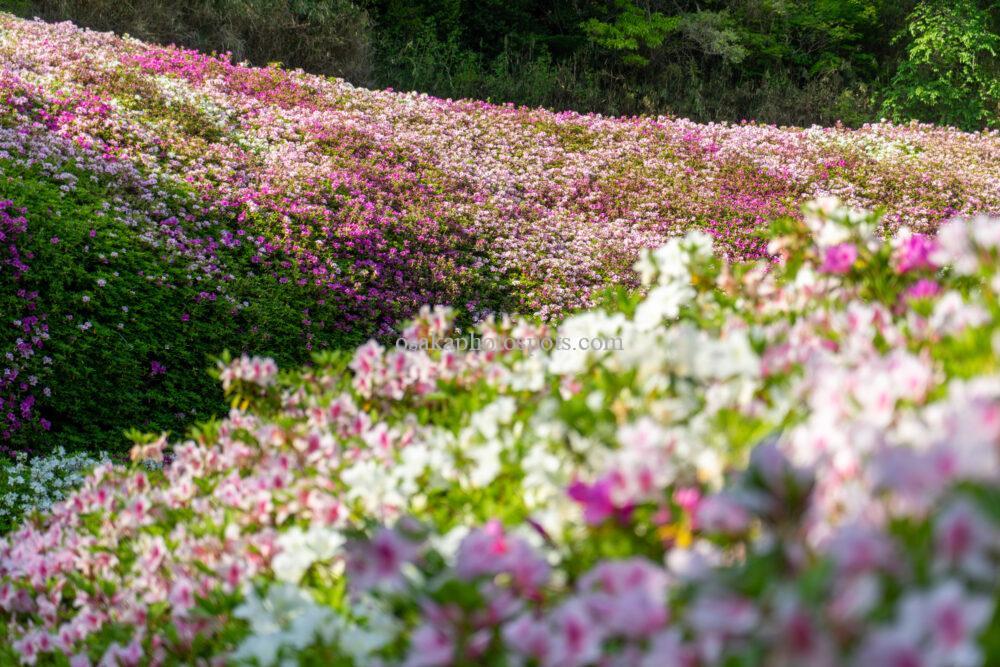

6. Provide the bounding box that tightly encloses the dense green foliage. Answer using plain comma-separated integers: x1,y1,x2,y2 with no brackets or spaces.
882,0,1000,129
4,0,998,129
0,159,364,453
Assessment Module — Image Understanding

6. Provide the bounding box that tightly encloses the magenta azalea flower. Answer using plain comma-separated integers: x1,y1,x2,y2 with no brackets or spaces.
820,243,858,274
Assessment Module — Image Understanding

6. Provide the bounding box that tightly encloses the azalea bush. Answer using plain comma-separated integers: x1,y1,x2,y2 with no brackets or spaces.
0,446,106,533
1,200,998,665
2,13,1000,450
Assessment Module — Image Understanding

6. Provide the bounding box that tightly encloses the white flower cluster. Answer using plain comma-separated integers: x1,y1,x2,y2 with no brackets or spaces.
632,231,710,331
801,196,876,250
272,525,344,584
232,584,398,666
0,447,108,527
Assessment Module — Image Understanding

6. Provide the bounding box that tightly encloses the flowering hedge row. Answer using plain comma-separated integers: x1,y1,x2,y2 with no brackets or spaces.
1,200,998,665
2,13,1000,447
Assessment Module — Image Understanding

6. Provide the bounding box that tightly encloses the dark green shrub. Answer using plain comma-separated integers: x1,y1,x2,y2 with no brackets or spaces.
0,159,364,455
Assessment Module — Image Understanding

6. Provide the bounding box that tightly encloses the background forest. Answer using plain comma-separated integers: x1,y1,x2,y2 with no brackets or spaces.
3,0,999,130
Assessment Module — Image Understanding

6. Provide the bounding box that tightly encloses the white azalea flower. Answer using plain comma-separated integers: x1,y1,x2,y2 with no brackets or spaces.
634,282,695,331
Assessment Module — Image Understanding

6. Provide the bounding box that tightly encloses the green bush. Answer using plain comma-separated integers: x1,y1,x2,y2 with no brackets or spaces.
0,159,363,455
374,28,606,111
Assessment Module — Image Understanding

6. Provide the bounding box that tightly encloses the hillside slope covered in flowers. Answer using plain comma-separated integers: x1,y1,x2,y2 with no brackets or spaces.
2,14,999,449
2,201,1000,665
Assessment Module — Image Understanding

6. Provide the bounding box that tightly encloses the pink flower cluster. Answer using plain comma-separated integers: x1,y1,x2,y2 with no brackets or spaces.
0,203,996,664
216,354,279,392
2,13,999,441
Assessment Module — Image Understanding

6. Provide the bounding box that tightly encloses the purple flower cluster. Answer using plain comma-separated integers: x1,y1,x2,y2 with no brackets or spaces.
0,201,49,443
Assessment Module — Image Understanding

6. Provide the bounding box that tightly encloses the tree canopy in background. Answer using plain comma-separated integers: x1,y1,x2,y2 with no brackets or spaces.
3,0,998,129
882,0,1000,129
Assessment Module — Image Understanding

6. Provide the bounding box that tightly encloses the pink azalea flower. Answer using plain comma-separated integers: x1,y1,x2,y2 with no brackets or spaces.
503,614,553,662
641,629,692,667
12,632,39,665
920,583,993,663
346,527,419,592
673,487,702,516
687,593,759,662
577,558,669,638
694,493,751,535
167,579,196,615
567,477,616,524
904,278,941,301
894,233,938,273
854,629,926,667
826,524,897,576
546,599,604,667
455,521,550,595
895,581,994,667
933,500,996,580
820,243,858,274
567,474,633,525
404,623,454,667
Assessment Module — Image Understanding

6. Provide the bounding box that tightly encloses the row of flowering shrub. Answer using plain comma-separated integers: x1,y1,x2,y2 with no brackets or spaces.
1,200,998,665
2,13,1000,447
